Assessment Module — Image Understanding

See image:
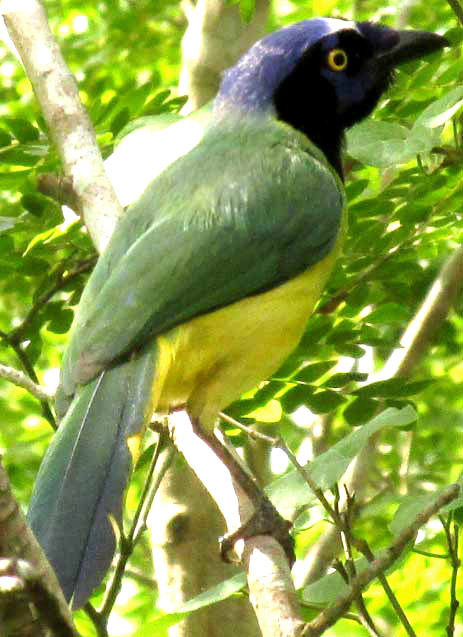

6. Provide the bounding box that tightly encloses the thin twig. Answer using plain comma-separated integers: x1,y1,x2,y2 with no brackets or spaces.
219,411,277,444
220,411,339,521
335,550,383,637
300,601,365,626
84,602,108,637
412,548,449,559
123,567,157,589
338,486,416,637
353,537,417,637
302,483,461,636
335,493,383,637
441,516,460,637
0,335,56,428
447,0,463,25
133,441,175,544
99,432,173,621
9,256,96,346
0,363,52,402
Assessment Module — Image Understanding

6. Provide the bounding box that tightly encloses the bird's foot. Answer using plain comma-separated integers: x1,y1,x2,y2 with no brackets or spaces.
220,497,295,566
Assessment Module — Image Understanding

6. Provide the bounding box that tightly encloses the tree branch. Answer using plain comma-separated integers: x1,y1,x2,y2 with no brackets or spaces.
375,244,463,380
9,256,96,346
1,0,123,252
179,0,270,112
0,333,56,428
447,0,463,26
441,516,460,636
169,411,305,637
0,363,52,402
302,483,461,636
0,458,77,636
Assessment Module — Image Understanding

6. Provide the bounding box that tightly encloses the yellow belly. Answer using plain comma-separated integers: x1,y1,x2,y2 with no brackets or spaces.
152,240,342,430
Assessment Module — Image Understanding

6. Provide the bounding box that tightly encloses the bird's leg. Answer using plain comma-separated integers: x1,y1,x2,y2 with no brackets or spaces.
189,417,295,566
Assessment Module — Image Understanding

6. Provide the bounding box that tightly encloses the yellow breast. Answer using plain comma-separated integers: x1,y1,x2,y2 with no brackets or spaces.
152,230,344,430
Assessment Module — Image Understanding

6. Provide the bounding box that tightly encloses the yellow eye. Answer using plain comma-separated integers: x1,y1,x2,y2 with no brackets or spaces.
327,48,348,71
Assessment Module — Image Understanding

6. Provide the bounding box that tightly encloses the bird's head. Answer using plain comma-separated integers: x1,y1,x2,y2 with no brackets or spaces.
214,18,448,176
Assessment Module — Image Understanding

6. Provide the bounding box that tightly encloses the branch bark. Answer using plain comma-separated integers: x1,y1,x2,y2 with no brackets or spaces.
169,412,305,637
0,459,77,636
0,363,52,402
150,446,261,637
179,0,270,112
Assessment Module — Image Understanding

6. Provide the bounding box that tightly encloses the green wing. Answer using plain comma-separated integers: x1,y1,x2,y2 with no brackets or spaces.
60,117,344,400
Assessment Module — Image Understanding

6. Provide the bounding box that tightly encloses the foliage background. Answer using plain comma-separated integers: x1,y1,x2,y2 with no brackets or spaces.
0,0,461,635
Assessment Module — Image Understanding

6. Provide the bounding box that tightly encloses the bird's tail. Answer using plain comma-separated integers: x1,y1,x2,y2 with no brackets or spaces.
27,347,157,609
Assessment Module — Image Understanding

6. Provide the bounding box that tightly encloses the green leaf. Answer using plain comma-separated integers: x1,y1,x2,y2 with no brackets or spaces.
390,488,461,536
354,378,432,399
413,86,463,130
21,193,48,217
333,344,365,358
345,178,369,201
322,372,368,388
110,107,131,137
239,0,256,22
3,118,40,143
366,303,410,324
294,361,338,382
0,144,46,166
303,567,350,604
280,385,314,413
0,129,12,146
143,89,172,114
44,304,74,334
132,612,189,636
134,442,157,472
135,572,246,635
300,314,333,346
247,399,282,423
390,494,432,536
347,120,412,167
267,406,417,515
305,389,346,414
308,406,417,490
0,169,32,189
343,397,379,426
176,573,246,613
253,380,286,404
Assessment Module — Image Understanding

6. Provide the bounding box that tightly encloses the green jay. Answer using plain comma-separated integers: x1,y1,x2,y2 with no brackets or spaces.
28,18,447,608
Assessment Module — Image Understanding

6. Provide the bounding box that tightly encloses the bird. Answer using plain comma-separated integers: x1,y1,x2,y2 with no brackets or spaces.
27,17,447,609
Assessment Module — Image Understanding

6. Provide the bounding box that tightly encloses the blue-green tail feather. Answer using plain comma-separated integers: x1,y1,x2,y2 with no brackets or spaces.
27,347,157,609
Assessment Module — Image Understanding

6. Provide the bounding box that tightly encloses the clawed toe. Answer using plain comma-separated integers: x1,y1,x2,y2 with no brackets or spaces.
219,498,295,566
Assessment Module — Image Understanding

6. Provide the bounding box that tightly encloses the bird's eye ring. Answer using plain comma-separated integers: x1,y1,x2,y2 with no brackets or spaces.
327,49,348,71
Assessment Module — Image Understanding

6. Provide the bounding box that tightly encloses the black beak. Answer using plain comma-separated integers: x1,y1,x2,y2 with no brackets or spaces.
378,29,449,67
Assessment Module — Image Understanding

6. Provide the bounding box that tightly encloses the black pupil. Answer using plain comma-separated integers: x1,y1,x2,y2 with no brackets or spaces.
333,51,346,67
